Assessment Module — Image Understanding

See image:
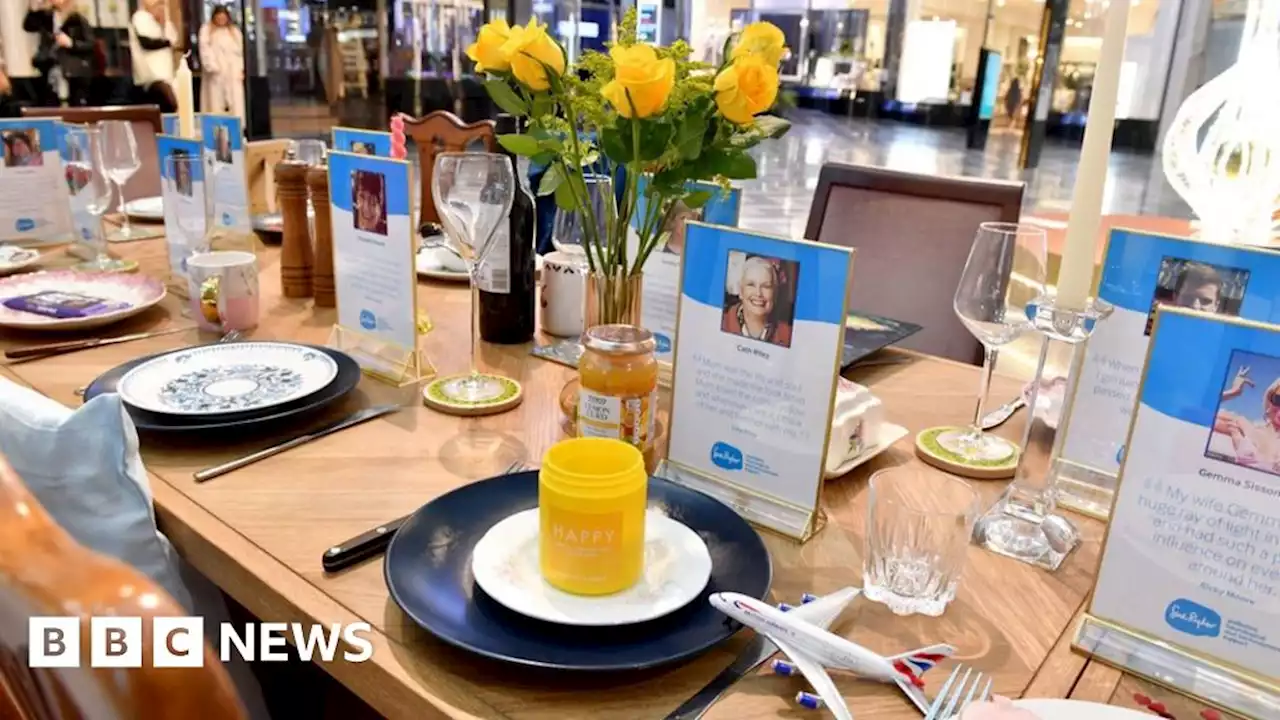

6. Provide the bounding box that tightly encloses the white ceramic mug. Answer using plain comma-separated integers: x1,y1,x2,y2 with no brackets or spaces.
540,251,585,338
187,250,259,332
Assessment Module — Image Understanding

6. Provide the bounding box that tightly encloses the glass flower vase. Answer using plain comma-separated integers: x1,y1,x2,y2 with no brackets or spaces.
585,270,643,329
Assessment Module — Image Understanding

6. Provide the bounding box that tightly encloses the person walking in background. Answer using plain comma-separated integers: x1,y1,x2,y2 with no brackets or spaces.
1004,77,1023,128
23,0,95,107
199,5,244,121
129,0,180,112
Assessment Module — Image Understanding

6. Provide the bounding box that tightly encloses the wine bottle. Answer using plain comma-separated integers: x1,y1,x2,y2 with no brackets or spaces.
478,114,537,344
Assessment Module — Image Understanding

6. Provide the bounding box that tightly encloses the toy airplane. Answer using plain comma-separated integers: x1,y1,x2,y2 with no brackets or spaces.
711,589,955,720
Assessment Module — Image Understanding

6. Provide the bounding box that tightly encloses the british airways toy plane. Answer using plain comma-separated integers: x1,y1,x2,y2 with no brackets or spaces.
710,589,954,719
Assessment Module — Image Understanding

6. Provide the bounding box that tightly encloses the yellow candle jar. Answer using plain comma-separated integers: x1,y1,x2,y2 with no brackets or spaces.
539,437,647,595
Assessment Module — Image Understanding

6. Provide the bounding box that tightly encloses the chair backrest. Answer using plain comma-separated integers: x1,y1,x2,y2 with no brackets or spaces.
22,105,163,202
0,453,245,720
400,110,496,227
804,163,1024,365
244,139,292,215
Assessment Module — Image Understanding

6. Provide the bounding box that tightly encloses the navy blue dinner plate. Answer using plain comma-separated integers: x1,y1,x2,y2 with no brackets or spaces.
384,470,772,671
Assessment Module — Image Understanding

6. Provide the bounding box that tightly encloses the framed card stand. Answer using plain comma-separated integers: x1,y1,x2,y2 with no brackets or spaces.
1076,308,1280,719
332,127,394,158
656,222,854,541
0,118,73,245
1054,228,1280,521
325,150,433,387
200,114,255,254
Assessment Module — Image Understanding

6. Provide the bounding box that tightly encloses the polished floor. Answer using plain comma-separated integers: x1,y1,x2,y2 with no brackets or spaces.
737,109,1189,240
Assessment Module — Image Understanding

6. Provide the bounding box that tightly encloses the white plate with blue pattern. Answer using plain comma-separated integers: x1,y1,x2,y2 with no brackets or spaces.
117,342,340,416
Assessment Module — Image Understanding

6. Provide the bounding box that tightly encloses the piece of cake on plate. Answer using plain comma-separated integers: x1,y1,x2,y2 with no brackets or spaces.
825,377,884,475
959,696,1042,720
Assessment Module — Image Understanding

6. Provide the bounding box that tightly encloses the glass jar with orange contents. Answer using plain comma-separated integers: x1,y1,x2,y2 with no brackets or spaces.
577,324,658,454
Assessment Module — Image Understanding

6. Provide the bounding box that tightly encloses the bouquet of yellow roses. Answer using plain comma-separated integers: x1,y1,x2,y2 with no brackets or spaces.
468,11,790,325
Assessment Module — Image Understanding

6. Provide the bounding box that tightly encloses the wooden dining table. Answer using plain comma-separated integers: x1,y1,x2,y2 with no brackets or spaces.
0,235,1237,720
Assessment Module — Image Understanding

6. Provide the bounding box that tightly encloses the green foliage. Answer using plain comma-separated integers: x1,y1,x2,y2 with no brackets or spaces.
497,133,540,157
484,78,528,115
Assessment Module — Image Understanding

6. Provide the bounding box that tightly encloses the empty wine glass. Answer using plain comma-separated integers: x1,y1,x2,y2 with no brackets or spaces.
552,173,615,271
64,125,125,272
949,222,1048,463
431,152,515,403
98,120,142,241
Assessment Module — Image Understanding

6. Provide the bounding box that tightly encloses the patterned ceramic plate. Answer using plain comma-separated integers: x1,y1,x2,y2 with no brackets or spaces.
471,508,712,627
0,270,165,332
0,245,40,276
117,342,339,416
123,196,164,221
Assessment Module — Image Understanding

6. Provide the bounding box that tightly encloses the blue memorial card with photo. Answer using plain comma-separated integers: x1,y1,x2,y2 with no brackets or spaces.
326,150,418,355
1091,308,1280,683
663,222,853,539
1058,229,1280,498
0,118,71,243
332,128,393,158
200,114,250,231
157,135,206,286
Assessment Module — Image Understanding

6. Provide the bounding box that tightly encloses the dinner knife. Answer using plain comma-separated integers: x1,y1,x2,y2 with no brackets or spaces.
193,404,400,483
322,514,411,573
664,633,777,719
4,326,190,361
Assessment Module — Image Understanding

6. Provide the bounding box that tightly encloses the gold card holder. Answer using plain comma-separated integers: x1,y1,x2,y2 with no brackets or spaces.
326,320,435,388
1075,615,1280,720
653,460,826,541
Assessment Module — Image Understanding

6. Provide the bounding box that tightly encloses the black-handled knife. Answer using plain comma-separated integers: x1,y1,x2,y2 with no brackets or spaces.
322,514,410,573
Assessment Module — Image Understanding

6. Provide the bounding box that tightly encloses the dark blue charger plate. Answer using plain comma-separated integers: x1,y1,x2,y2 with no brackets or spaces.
384,470,772,671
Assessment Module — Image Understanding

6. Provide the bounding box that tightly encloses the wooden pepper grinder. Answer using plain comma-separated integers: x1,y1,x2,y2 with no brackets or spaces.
307,164,335,308
276,149,313,298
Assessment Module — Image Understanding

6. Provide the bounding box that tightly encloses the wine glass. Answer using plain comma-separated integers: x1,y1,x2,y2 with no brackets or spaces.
552,173,615,271
98,120,142,241
431,152,515,403
949,222,1048,462
64,125,125,272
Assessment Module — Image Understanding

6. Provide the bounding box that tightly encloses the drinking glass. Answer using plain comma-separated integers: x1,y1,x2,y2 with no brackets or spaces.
863,467,980,617
64,125,124,272
164,152,212,257
552,173,615,271
950,222,1048,462
98,120,142,240
291,139,327,167
431,152,515,402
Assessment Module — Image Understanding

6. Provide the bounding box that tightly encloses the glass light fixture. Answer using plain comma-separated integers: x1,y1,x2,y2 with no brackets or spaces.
1162,0,1280,245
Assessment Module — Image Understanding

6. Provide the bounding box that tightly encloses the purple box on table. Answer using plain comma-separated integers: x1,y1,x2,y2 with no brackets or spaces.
1,290,131,319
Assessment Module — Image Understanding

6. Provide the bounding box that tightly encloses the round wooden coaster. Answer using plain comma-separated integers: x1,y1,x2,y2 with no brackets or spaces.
423,373,523,417
914,425,1019,480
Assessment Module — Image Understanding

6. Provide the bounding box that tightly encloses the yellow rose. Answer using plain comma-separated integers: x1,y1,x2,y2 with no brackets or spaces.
731,22,787,67
500,19,566,92
601,44,676,119
714,56,779,125
466,19,512,73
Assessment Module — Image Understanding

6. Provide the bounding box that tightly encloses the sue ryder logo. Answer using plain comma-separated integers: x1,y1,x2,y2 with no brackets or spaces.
28,617,373,668
711,442,744,471
1164,599,1221,637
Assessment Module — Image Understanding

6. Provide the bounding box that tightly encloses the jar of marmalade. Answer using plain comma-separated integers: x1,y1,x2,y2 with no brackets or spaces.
578,324,658,452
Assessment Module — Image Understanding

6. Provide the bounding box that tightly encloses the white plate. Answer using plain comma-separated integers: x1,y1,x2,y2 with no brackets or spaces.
415,248,545,282
118,342,339,416
0,270,166,332
124,196,164,221
1013,699,1150,720
824,422,909,479
0,245,40,276
472,508,713,627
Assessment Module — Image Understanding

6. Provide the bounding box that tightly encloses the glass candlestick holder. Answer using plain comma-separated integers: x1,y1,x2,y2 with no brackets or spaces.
973,295,1112,571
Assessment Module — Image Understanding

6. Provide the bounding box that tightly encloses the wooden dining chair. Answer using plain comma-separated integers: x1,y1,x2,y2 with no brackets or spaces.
401,110,497,227
804,163,1025,365
22,105,164,202
0,453,246,720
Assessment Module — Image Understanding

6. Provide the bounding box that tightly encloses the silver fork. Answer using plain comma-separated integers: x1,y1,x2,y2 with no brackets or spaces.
924,665,993,720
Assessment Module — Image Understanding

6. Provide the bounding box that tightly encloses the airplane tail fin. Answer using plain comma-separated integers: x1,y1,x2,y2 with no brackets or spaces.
887,644,955,688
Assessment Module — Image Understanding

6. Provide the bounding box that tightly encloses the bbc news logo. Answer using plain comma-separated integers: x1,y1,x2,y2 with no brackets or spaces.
28,618,373,668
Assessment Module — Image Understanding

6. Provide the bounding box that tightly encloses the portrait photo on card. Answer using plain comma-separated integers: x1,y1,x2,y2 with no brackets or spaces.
720,250,799,349
661,200,702,256
4,129,43,167
1207,348,1280,477
168,149,194,197
1144,257,1249,335
214,125,232,164
352,169,388,236
351,141,375,155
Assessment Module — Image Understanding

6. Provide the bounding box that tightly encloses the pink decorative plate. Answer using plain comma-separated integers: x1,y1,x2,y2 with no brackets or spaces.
0,270,166,332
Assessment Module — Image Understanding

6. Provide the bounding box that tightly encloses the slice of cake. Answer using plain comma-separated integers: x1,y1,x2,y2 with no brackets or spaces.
825,378,884,475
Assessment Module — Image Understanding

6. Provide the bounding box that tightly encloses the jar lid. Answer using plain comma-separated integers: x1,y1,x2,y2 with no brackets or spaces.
583,324,656,355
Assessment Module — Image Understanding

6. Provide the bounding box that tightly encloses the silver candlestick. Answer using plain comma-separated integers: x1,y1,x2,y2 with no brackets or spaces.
973,296,1112,571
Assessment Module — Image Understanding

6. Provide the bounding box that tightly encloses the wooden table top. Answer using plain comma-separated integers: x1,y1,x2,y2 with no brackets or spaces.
0,237,1233,720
